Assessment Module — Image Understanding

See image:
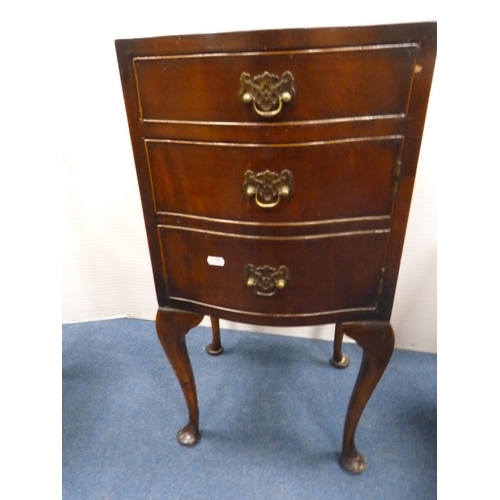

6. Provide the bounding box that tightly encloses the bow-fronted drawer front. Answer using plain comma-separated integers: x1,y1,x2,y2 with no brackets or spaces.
132,46,418,124
145,137,402,223
158,226,389,322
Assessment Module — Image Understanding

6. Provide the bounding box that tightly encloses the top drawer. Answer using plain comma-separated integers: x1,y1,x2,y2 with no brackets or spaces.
132,44,418,124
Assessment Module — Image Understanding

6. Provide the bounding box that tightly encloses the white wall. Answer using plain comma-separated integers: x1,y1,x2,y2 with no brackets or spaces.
61,1,439,352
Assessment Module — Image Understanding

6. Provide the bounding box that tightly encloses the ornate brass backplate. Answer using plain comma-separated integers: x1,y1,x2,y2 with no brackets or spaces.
239,71,295,117
243,169,293,208
245,264,290,296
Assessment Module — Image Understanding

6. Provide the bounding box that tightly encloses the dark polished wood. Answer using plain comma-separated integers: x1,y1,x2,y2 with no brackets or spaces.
132,42,416,123
155,308,204,445
330,323,350,368
206,316,224,355
338,322,395,473
145,137,401,223
116,22,436,473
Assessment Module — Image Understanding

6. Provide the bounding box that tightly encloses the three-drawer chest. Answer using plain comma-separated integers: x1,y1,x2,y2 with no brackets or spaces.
116,22,436,473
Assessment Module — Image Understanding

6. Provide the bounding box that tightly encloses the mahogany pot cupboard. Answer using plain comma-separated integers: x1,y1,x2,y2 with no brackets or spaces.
115,22,436,473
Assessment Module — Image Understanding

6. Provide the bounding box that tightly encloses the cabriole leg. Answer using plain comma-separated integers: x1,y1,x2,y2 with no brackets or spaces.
155,308,204,446
330,322,350,368
206,316,224,355
339,322,394,474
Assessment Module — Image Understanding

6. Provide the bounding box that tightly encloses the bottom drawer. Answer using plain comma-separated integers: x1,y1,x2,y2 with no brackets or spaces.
159,226,389,319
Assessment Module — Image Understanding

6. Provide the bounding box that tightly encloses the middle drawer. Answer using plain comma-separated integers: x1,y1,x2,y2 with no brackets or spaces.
146,137,402,224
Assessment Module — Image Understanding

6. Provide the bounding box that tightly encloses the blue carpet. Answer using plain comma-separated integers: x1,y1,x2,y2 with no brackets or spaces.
62,319,436,499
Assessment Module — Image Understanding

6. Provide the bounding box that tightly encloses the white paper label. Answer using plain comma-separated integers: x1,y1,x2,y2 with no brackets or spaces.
207,256,225,267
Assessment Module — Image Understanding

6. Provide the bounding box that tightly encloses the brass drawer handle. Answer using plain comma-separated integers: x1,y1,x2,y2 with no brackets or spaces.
243,169,292,209
239,71,295,118
245,264,290,297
